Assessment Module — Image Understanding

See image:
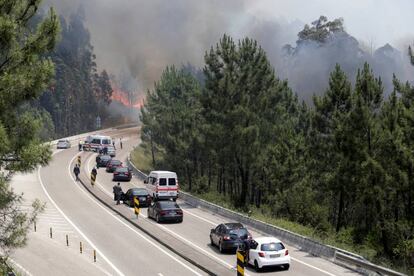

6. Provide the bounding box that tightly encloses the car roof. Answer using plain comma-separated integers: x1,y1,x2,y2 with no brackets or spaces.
224,223,244,229
115,167,129,171
254,236,282,244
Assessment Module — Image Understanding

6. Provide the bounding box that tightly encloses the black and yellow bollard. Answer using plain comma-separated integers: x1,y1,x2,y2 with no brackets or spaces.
77,156,82,167
236,249,245,276
90,173,96,187
93,250,96,262
34,221,36,232
134,196,140,219
50,227,53,239
80,242,83,254
66,234,69,246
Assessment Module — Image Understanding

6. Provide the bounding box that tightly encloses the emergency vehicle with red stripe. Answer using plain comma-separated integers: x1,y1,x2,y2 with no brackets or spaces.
144,171,179,201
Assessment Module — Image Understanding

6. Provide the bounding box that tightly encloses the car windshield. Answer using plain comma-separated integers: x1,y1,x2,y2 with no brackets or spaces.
58,140,66,143
102,139,111,144
228,228,248,238
159,201,179,209
132,189,148,196
261,242,285,251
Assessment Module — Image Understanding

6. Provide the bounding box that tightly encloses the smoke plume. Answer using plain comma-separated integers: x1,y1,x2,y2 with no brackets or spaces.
44,0,414,100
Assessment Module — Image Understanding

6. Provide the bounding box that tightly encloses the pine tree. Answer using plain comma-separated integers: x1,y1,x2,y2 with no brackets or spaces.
0,0,59,258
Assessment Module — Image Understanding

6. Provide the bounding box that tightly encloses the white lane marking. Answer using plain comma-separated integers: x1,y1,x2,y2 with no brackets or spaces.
291,257,337,276
38,166,118,276
157,273,164,276
8,258,34,276
72,153,202,276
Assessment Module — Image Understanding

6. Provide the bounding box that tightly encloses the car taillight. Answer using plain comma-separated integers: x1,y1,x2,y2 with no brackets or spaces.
247,232,252,239
223,235,231,241
285,249,289,256
114,172,119,175
176,210,183,215
160,211,167,216
258,252,265,258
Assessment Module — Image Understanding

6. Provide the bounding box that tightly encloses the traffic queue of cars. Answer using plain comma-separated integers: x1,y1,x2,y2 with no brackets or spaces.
72,134,290,272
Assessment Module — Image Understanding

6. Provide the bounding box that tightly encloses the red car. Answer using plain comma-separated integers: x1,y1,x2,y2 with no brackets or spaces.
113,167,132,181
106,159,122,172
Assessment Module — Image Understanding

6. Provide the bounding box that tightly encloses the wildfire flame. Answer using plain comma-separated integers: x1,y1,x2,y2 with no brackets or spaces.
111,82,144,109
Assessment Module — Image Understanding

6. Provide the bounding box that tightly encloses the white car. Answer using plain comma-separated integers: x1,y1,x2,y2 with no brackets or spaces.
56,139,71,149
248,237,290,271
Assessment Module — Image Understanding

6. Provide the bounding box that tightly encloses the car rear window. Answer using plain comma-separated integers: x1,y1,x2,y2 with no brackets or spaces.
102,139,111,145
91,139,100,144
159,178,167,186
261,242,285,251
117,167,128,172
229,228,248,238
168,178,176,186
159,201,179,209
111,160,121,165
58,140,66,143
132,189,148,196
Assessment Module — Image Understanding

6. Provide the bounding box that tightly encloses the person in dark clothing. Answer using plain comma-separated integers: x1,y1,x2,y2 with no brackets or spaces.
103,146,108,155
113,182,123,205
78,141,82,151
91,167,97,177
73,165,80,181
120,138,123,149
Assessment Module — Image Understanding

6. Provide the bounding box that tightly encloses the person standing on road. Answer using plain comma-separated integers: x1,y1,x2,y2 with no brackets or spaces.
113,182,123,205
73,164,80,181
92,167,97,177
78,141,82,151
120,138,123,149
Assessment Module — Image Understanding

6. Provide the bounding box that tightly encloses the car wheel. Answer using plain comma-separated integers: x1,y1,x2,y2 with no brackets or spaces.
178,218,183,223
284,264,290,271
254,260,260,272
156,214,160,223
219,241,224,253
210,236,214,246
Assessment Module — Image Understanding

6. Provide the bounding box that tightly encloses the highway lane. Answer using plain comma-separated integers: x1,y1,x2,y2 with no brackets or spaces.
85,130,360,276
40,127,205,276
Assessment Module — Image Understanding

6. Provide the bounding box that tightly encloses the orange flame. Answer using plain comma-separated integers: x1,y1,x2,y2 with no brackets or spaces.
111,82,143,109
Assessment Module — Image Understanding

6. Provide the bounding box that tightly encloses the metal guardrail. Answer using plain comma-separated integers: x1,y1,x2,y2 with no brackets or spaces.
334,252,406,276
127,154,407,276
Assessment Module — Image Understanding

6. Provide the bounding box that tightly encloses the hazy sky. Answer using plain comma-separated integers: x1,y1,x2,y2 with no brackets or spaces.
46,0,414,94
247,0,414,47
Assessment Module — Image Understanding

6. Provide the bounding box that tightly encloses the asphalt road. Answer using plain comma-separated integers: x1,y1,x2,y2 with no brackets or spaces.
11,126,360,276
78,127,359,276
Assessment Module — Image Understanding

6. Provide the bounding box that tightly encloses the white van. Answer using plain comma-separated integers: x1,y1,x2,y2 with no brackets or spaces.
145,171,179,201
85,135,112,152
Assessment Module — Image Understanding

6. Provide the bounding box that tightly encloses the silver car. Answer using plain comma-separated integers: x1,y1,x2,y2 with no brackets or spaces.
57,139,71,149
106,146,116,157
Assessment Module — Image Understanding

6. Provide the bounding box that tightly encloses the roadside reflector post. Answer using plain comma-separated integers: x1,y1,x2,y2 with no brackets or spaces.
93,250,96,262
134,196,140,219
77,156,81,167
237,249,245,276
34,221,36,232
49,227,53,239
66,234,69,246
80,242,83,254
90,173,96,187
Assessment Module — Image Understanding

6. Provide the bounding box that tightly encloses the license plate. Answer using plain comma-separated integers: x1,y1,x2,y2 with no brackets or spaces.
169,191,175,195
169,211,176,215
270,254,280,258
119,174,125,176
139,197,146,201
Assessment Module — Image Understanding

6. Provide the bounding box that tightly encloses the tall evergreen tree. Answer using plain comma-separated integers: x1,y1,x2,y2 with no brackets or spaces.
0,0,59,259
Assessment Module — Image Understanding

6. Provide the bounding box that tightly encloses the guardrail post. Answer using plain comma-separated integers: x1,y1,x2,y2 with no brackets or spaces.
134,196,140,219
93,250,96,262
236,249,245,276
49,227,52,238
80,242,83,254
34,221,36,232
66,234,69,246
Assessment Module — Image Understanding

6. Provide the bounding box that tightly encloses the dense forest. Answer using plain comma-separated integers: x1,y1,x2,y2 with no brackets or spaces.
140,20,414,271
34,9,114,138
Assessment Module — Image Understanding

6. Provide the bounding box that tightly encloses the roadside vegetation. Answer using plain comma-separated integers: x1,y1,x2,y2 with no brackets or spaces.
138,17,414,273
0,0,58,265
